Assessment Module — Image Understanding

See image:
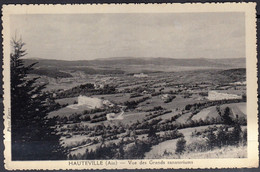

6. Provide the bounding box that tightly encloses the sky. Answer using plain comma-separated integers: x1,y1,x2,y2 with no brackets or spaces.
10,13,245,60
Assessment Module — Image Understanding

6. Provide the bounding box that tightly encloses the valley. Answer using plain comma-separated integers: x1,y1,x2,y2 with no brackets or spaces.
26,57,247,159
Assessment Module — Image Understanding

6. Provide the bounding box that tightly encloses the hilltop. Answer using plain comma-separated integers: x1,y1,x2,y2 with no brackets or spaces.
24,57,245,78
24,57,245,68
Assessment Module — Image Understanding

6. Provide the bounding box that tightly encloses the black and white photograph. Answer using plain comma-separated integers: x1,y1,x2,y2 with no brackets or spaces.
2,3,258,170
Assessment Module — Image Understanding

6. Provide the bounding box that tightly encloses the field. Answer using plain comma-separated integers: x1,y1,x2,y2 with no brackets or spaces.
191,103,246,121
149,144,247,159
27,58,247,160
145,125,247,159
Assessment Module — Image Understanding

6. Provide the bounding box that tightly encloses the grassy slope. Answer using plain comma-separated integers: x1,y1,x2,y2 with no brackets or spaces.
55,97,78,105
179,145,247,159
151,145,247,159
191,103,246,121
145,125,247,159
145,125,212,158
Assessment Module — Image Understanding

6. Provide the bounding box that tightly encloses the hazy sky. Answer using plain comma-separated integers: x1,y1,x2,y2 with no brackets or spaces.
10,13,245,60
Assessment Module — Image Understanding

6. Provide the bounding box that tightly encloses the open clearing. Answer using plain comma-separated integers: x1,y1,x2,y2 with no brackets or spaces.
178,145,246,159
48,105,91,118
145,125,221,159
55,97,78,105
192,102,246,121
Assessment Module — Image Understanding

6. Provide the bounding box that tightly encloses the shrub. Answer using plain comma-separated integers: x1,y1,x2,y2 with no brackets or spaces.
206,130,217,150
185,104,192,111
216,126,229,147
147,126,159,145
83,143,118,159
164,95,176,103
204,124,244,150
230,123,242,145
175,137,186,154
163,150,172,156
162,129,183,141
186,140,208,152
124,141,151,159
80,115,91,121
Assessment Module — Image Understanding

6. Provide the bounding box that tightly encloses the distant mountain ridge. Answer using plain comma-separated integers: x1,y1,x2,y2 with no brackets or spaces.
24,57,246,79
24,57,245,69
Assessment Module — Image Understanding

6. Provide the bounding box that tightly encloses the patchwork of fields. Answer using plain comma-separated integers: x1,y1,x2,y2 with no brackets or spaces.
29,59,247,159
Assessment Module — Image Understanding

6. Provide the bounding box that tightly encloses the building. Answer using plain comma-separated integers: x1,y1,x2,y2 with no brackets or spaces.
106,111,124,121
230,81,246,86
207,91,241,101
67,95,114,109
133,73,148,78
103,100,114,107
160,94,169,101
77,95,103,109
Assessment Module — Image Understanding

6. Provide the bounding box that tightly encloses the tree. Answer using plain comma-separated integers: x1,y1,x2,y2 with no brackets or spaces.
175,137,186,154
11,38,66,160
230,123,242,145
147,126,159,145
216,126,229,147
222,107,234,125
124,140,151,159
206,130,217,150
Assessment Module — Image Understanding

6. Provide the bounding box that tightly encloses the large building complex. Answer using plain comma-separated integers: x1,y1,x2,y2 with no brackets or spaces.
207,91,242,101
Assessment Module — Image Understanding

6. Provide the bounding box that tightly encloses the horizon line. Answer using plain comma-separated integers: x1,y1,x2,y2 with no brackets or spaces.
23,56,246,61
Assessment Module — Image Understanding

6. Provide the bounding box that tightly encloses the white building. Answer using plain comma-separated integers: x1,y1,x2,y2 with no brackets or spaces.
67,95,104,109
133,73,148,78
77,95,103,108
160,94,169,100
231,81,246,86
207,91,241,101
103,100,114,107
106,111,124,121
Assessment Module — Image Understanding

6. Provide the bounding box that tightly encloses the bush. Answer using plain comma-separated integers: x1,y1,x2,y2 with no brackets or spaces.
80,115,91,121
124,96,149,109
162,130,183,141
230,123,242,145
147,126,159,145
204,124,244,150
82,143,118,159
153,106,164,111
186,140,208,152
175,137,186,154
124,141,151,159
206,130,217,150
216,126,229,147
164,95,176,103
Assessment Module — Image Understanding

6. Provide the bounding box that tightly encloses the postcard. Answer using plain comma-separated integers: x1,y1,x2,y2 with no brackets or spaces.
2,3,258,170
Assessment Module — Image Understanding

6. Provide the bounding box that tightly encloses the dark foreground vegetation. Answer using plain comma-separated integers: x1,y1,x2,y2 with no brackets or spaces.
11,39,66,160
68,127,184,159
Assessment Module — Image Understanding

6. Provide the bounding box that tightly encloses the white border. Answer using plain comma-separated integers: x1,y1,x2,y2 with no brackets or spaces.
2,3,258,170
